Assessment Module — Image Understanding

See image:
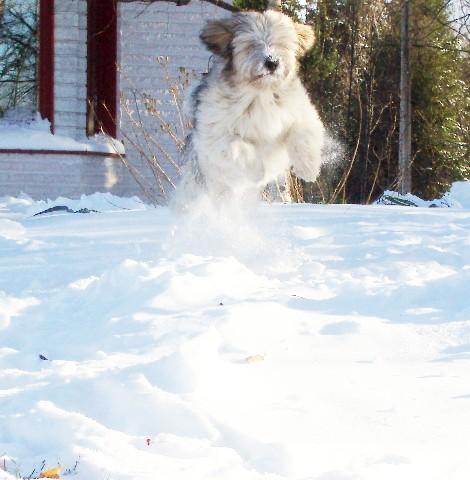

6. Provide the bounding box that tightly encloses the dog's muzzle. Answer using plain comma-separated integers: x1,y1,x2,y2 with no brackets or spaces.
264,56,279,73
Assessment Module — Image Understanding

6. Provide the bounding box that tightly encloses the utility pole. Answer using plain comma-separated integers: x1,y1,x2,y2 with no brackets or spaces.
399,0,412,194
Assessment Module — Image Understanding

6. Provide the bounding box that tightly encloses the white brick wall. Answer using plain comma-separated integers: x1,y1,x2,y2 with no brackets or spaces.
54,0,88,139
0,153,137,199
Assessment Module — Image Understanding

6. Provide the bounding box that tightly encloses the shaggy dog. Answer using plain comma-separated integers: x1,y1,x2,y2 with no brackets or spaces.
178,3,325,205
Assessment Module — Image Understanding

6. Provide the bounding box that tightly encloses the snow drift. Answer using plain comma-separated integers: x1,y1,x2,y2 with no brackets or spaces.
1,184,469,480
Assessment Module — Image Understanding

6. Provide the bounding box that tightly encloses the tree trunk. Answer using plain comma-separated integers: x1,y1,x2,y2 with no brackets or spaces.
399,0,412,194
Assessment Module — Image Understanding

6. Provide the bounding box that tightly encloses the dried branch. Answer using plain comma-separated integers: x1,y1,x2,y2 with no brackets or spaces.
115,59,195,204
331,82,363,203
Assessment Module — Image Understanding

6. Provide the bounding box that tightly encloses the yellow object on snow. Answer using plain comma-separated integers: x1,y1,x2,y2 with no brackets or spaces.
39,466,61,478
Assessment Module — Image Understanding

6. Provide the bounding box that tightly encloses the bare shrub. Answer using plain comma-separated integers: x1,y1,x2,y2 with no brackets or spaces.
118,57,193,205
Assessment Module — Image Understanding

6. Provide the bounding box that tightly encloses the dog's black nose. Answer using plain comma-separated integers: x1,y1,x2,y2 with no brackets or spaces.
264,57,279,73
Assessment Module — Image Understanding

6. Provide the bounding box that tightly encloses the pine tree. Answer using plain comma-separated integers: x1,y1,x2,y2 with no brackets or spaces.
305,0,469,202
409,0,469,199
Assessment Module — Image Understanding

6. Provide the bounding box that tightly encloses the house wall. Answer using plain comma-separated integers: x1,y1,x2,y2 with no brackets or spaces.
0,0,134,200
0,0,225,201
0,153,134,199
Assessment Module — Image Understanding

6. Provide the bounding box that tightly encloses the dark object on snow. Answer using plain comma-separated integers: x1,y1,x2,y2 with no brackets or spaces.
34,206,73,215
39,354,49,361
377,194,418,207
219,302,224,306
74,208,99,214
33,206,99,216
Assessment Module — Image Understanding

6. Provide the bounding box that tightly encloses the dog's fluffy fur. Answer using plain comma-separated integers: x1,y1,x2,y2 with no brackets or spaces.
178,8,325,204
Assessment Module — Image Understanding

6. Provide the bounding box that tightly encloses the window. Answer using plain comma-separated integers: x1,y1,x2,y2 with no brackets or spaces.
0,0,53,126
0,0,39,117
87,0,117,138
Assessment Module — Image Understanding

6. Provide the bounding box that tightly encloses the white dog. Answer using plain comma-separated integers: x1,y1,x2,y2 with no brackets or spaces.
177,3,325,205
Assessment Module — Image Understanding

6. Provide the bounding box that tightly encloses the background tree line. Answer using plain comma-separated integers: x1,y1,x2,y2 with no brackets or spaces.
234,0,469,203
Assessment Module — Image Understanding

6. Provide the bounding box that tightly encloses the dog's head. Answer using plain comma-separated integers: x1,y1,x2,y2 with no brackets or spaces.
200,9,314,88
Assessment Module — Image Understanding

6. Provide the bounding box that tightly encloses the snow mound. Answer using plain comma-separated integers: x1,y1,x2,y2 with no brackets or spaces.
375,190,452,207
0,291,39,330
375,180,470,208
449,181,470,209
0,190,469,479
0,192,149,219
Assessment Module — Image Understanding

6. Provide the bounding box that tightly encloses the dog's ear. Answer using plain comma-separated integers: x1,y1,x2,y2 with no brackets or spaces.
200,19,234,57
294,23,315,56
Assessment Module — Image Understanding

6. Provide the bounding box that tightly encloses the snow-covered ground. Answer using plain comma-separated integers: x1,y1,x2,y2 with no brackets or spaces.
1,184,469,480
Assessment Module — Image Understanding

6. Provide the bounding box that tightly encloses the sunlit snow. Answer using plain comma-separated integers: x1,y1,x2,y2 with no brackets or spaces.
0,184,469,480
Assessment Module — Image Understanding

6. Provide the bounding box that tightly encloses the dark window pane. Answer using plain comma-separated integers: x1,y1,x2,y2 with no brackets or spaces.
87,0,117,138
0,0,38,118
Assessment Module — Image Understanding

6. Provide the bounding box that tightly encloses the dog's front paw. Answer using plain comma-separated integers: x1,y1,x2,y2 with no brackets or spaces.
288,139,324,183
287,122,325,183
291,162,321,183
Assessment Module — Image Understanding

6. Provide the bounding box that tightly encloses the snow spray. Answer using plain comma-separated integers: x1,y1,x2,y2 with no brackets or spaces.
164,132,344,273
165,171,303,274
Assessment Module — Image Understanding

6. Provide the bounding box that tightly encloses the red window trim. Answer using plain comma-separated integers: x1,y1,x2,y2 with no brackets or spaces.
87,0,118,138
38,0,55,132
